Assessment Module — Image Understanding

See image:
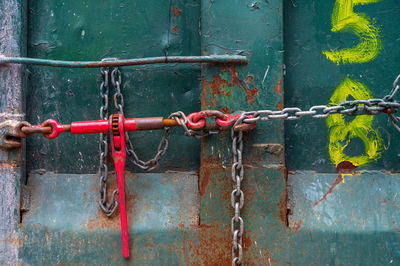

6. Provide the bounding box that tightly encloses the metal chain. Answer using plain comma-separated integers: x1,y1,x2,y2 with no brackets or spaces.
98,67,118,216
110,67,173,171
231,113,250,266
169,111,220,138
386,74,400,132
242,99,399,123
227,76,399,265
97,68,399,260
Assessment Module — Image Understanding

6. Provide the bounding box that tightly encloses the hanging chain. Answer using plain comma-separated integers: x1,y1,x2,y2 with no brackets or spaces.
230,113,250,266
98,67,118,216
110,68,173,171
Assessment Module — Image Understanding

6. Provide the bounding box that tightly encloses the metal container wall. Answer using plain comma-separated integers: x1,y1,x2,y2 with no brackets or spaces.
0,0,398,265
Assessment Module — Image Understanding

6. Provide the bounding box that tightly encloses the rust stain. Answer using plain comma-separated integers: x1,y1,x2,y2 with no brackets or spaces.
244,87,259,104
199,167,211,197
242,232,253,251
292,219,303,232
203,67,260,107
86,208,120,232
229,66,240,87
0,161,18,168
275,79,282,94
277,99,283,110
337,161,358,173
246,75,254,83
220,106,230,114
278,197,288,226
172,6,181,16
231,69,259,104
312,175,343,208
201,78,210,107
0,238,23,248
87,173,138,232
172,26,178,32
209,74,230,96
243,75,259,104
145,234,153,247
204,74,230,106
189,223,231,265
312,161,357,208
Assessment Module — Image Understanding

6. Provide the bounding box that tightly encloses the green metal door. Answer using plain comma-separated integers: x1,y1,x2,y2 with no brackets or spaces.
0,0,399,265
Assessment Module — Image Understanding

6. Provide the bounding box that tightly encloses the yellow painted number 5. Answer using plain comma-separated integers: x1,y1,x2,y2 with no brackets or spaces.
323,0,383,65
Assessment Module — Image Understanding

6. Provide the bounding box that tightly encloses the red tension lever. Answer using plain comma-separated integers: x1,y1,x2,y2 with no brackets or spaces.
110,114,129,258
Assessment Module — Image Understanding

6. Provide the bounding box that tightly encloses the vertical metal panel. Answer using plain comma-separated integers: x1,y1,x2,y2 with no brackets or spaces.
0,0,26,264
200,0,286,264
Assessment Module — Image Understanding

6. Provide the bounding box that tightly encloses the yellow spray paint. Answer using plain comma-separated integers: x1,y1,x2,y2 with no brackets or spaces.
323,0,383,65
326,77,384,167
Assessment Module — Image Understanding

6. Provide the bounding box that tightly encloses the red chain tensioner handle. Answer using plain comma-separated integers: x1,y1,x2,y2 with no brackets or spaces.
110,114,129,258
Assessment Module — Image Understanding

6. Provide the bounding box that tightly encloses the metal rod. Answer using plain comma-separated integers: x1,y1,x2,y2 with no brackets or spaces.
21,126,51,135
0,55,248,68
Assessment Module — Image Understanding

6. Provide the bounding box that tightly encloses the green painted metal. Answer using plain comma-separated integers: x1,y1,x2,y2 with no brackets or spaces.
284,0,400,172
26,0,203,174
283,0,400,264
21,171,200,265
0,0,398,265
199,0,287,264
0,55,248,68
287,171,400,265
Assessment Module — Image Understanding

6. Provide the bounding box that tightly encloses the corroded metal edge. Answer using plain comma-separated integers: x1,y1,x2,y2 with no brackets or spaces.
0,0,27,265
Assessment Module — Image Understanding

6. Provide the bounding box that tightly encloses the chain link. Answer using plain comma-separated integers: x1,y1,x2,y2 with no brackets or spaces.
230,112,252,266
169,111,220,138
242,99,400,132
98,67,118,216
386,74,400,131
110,67,173,171
242,100,399,123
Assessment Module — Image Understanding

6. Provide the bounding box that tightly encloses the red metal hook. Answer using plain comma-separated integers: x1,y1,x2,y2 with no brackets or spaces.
41,119,66,139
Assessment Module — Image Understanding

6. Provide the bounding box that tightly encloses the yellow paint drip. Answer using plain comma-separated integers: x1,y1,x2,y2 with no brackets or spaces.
326,77,384,167
323,0,383,65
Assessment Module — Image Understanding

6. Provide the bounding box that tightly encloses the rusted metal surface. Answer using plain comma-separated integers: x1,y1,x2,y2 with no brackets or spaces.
0,120,23,149
0,0,26,264
199,0,286,264
20,125,52,135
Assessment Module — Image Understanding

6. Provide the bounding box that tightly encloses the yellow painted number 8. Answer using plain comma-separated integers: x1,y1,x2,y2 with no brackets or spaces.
326,77,384,167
